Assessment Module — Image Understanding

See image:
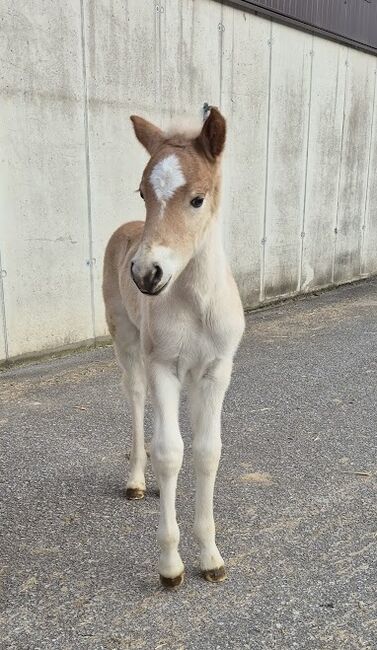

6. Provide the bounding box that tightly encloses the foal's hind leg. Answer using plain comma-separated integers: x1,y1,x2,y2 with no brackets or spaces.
113,316,147,500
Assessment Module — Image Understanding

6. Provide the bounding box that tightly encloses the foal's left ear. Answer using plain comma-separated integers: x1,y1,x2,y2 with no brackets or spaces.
130,115,164,155
195,107,226,160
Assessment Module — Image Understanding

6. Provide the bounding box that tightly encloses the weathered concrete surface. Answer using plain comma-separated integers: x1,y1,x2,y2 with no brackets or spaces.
1,278,377,650
2,0,377,363
0,1,93,359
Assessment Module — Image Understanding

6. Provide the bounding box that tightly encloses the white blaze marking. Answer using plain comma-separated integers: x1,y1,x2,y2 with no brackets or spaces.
150,154,185,203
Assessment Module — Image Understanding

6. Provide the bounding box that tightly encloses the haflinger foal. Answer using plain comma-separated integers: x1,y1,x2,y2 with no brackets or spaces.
103,106,245,588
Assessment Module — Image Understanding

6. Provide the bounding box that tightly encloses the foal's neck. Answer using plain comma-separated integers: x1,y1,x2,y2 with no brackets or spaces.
178,216,228,306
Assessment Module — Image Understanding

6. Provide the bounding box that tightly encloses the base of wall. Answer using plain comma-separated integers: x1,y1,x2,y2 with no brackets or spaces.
0,336,112,370
1,273,375,369
241,274,374,312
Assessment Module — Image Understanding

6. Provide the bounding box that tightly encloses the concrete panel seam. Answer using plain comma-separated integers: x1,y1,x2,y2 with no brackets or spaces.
259,20,273,303
0,249,9,360
332,48,349,284
80,0,96,342
298,36,314,291
360,59,377,277
155,1,162,104
219,3,225,108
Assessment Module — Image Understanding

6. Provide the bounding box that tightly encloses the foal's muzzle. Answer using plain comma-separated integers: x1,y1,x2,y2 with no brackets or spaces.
130,261,168,295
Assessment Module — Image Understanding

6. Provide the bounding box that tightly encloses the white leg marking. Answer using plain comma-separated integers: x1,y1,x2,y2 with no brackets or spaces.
189,358,233,572
149,362,184,579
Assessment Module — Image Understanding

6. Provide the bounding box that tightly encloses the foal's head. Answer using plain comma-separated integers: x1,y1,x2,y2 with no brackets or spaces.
129,108,226,296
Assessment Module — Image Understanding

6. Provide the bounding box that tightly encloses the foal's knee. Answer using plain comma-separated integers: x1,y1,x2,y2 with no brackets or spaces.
193,438,222,475
151,435,184,477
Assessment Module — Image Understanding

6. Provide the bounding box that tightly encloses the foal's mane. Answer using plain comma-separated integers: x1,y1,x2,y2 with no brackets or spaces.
163,116,203,144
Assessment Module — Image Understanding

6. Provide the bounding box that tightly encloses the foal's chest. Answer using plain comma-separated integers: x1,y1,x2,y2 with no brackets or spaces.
143,298,235,367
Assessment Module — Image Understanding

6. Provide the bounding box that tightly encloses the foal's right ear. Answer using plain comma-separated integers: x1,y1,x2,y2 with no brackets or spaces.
130,115,164,155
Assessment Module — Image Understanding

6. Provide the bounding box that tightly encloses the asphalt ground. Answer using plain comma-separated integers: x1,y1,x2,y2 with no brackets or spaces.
1,278,377,650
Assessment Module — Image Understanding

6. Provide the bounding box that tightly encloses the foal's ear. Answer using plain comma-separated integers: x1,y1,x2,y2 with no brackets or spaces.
195,107,226,160
130,115,164,155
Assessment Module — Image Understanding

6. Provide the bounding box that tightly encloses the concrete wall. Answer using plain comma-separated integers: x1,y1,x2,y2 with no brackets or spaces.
1,0,377,363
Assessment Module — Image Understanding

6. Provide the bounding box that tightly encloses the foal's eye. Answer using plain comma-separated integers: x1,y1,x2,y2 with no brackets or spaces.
139,190,144,200
190,196,204,208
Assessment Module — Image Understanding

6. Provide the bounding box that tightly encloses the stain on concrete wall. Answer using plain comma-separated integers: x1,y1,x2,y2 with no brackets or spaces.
362,65,377,278
333,49,376,285
1,0,376,362
221,7,270,307
301,39,347,292
263,23,312,301
0,2,92,361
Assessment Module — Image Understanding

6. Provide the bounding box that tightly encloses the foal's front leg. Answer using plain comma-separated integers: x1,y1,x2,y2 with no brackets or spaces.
189,357,232,582
149,362,185,588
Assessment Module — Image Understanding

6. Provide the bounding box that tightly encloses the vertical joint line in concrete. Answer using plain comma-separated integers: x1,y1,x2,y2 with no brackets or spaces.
219,3,224,109
298,36,314,292
154,1,158,103
0,249,9,360
332,47,348,285
154,0,162,106
360,59,377,277
260,20,273,303
230,7,235,104
80,0,96,343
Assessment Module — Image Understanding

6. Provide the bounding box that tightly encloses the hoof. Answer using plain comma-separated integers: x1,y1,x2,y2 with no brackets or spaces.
159,572,185,589
125,487,145,500
201,566,227,583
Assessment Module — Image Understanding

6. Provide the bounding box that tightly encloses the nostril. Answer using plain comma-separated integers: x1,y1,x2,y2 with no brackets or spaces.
153,263,163,284
131,261,163,294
